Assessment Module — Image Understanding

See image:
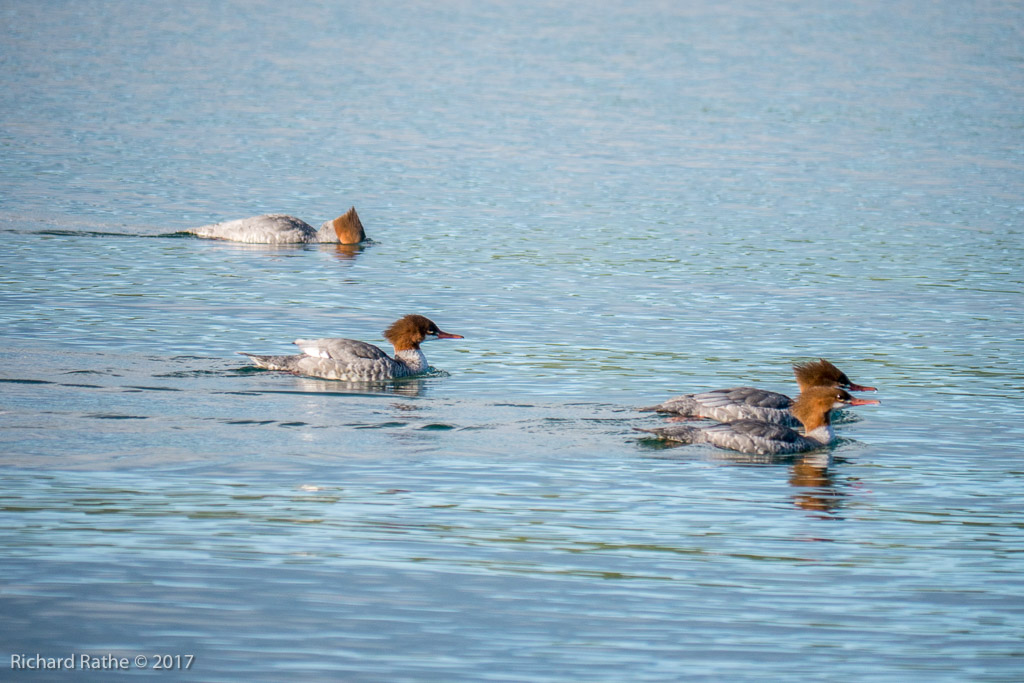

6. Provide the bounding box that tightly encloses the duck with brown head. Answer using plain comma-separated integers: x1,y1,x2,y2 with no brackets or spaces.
240,314,463,381
639,358,877,426
185,206,366,245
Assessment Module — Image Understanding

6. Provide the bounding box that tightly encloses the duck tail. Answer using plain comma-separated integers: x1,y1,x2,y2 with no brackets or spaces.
238,352,298,372
633,425,704,444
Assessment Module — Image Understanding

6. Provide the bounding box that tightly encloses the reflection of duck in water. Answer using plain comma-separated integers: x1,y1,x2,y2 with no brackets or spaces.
185,206,366,244
291,377,428,398
637,386,879,455
240,315,463,381
640,359,876,426
789,453,845,516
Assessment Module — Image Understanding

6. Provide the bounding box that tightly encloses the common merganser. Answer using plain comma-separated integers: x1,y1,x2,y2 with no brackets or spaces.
639,359,877,425
636,386,880,455
240,314,463,380
186,206,366,244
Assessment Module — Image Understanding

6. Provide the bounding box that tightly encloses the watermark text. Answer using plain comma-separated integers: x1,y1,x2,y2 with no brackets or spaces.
10,653,194,671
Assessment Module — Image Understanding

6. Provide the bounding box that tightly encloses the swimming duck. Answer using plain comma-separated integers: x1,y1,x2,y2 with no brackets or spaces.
640,359,877,425
240,314,463,380
187,206,366,244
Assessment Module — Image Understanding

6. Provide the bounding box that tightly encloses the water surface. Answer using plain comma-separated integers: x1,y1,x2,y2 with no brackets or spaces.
1,1,1023,680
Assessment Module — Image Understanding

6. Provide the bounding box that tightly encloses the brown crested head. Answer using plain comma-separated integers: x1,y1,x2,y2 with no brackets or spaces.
791,386,854,431
383,315,463,351
793,358,849,390
791,385,881,431
794,358,877,392
330,206,366,244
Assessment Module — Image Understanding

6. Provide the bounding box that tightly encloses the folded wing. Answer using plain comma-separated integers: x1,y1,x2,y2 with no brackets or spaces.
294,338,393,362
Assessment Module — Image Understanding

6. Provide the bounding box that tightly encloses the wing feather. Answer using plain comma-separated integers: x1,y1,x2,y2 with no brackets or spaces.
293,338,393,362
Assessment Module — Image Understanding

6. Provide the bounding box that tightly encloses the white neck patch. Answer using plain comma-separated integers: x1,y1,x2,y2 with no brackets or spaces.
395,348,428,373
804,424,836,444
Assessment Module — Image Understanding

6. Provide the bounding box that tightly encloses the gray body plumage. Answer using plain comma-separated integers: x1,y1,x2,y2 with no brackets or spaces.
186,214,338,244
241,338,428,381
639,420,833,456
641,387,797,426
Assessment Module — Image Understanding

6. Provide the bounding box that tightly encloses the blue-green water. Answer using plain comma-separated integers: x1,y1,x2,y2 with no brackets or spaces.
2,1,1023,680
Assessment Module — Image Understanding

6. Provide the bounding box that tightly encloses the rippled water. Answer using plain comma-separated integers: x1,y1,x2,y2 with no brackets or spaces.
2,0,1023,680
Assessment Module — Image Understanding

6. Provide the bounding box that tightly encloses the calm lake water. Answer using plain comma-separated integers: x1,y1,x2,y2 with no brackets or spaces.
2,0,1023,680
